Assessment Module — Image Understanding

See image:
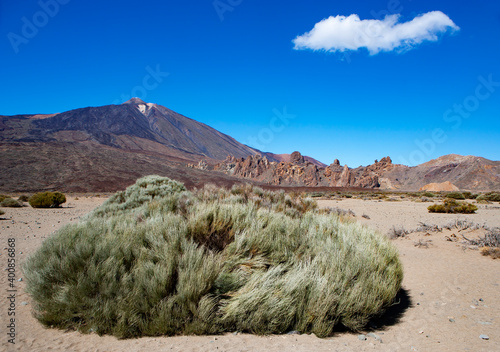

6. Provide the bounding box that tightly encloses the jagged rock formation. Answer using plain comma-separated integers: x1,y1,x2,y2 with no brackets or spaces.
212,153,500,191
187,160,209,170
213,152,395,188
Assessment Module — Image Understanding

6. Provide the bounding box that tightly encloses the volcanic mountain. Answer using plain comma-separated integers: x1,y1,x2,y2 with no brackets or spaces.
0,99,272,191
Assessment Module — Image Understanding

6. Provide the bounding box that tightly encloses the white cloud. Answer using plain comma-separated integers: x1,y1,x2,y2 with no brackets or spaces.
293,11,459,55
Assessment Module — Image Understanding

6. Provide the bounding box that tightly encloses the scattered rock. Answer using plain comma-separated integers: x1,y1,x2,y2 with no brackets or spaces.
21,302,28,306
287,331,300,335
478,321,492,325
358,334,367,341
367,332,383,343
479,334,489,340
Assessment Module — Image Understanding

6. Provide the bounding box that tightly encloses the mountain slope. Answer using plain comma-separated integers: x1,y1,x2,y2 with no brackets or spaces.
0,99,269,192
384,154,500,191
21,98,260,160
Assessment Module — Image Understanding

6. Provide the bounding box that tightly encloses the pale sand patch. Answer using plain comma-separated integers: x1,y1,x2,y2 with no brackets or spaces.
0,196,498,351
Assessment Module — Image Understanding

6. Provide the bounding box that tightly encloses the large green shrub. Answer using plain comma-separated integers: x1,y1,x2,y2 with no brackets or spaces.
29,192,66,208
24,176,403,339
428,199,478,214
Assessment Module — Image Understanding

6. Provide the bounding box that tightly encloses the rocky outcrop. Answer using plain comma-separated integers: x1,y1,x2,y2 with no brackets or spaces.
214,152,395,188
187,159,209,171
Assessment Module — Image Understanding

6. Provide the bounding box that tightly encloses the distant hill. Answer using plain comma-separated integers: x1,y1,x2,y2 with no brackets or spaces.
384,154,500,191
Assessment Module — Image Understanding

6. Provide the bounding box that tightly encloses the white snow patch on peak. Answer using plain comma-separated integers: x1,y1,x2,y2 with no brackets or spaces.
137,104,147,115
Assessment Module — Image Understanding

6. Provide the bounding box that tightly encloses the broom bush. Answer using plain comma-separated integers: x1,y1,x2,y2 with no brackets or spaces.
29,191,66,208
24,176,403,338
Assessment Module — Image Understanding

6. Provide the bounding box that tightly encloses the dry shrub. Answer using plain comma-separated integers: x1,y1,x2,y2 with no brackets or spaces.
476,192,500,202
388,226,409,239
445,192,466,200
428,199,478,214
29,192,66,208
1,198,23,207
480,247,500,259
18,195,30,202
24,176,403,339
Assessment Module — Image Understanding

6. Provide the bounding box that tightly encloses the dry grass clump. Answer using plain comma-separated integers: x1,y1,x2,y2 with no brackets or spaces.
476,192,500,202
388,226,409,239
445,192,466,200
480,246,500,259
29,192,66,208
463,229,500,259
0,197,23,207
18,194,30,202
0,209,4,216
24,176,403,339
480,247,500,259
422,192,436,198
428,199,478,214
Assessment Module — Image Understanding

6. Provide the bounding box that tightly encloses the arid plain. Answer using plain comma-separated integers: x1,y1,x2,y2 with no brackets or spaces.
1,195,498,352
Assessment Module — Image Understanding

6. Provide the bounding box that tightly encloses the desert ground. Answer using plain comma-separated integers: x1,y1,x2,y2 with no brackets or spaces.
1,195,499,352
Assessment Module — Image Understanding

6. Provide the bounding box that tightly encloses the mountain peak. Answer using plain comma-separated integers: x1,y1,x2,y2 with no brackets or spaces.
123,97,147,105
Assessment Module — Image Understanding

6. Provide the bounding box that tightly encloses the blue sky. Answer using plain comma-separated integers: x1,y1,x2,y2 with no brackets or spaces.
1,0,499,166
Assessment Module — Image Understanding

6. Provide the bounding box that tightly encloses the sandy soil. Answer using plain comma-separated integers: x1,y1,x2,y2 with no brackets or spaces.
1,196,499,352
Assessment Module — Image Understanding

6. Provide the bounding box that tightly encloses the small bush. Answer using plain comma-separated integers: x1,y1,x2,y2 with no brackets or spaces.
388,226,408,239
422,192,435,198
446,192,465,200
29,192,67,208
0,195,9,202
480,247,500,259
18,195,30,202
428,199,478,214
25,176,403,339
461,192,477,200
0,209,4,216
476,192,500,202
0,198,23,207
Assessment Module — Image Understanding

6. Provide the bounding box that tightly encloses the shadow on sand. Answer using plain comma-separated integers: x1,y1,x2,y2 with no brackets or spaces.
367,287,413,330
